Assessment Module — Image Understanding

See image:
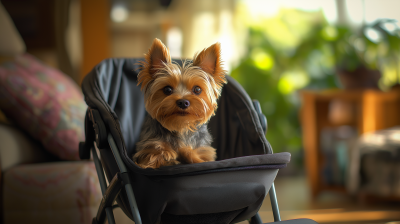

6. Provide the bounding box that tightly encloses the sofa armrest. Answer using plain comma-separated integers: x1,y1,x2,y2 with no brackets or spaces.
0,123,56,171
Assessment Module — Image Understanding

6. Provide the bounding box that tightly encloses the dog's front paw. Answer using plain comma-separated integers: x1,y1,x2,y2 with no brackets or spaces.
134,146,179,169
177,146,207,164
164,159,181,166
195,146,217,162
135,160,179,169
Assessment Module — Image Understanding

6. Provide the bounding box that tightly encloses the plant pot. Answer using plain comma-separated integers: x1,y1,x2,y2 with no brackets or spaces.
336,66,381,90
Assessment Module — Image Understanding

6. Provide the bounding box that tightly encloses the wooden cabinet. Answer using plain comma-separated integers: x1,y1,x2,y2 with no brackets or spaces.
300,89,400,199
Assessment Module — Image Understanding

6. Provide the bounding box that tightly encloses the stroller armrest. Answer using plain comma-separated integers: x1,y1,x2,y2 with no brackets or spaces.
79,108,108,160
252,100,268,134
134,152,291,176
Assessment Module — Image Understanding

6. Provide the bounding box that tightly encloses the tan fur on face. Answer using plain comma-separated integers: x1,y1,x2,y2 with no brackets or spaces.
137,39,227,133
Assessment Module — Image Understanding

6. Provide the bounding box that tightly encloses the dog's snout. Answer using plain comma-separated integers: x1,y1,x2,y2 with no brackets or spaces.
176,99,190,109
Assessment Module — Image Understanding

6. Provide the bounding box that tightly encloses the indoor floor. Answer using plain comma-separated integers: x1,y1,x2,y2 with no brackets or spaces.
254,175,400,224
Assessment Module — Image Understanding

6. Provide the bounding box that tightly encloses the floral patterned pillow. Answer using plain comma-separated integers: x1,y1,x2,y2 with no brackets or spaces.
0,54,86,160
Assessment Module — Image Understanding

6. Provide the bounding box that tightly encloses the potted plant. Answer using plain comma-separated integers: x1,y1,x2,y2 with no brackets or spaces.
324,19,400,90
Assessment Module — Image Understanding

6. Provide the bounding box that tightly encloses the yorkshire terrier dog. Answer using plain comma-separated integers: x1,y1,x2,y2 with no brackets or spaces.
133,38,227,169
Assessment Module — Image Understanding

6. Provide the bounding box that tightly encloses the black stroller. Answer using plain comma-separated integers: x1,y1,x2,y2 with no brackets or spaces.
79,58,317,224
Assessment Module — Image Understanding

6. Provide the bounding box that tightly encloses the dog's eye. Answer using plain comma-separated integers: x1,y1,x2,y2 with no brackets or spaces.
193,86,202,95
163,86,173,95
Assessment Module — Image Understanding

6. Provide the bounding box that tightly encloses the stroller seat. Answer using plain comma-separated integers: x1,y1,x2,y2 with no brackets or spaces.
79,58,316,224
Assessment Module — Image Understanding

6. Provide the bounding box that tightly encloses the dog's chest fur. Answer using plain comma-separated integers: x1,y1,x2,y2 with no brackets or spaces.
137,114,213,151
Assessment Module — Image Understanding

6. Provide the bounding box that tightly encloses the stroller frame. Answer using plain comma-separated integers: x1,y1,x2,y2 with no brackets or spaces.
81,100,281,224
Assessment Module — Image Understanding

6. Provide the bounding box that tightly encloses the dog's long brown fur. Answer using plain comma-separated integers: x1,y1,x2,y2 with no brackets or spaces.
133,38,227,169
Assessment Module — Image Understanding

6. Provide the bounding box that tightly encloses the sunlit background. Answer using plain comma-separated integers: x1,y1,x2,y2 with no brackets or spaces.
103,0,400,154
1,0,400,223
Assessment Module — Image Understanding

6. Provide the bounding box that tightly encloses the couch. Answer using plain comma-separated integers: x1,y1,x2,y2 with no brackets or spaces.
0,3,105,224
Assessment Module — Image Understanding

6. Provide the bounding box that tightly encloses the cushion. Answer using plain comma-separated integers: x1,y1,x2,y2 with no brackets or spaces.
0,53,86,160
3,161,101,224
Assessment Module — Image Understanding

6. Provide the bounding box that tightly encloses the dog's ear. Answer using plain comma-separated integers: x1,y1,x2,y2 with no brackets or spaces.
138,38,171,90
145,38,171,75
193,42,226,88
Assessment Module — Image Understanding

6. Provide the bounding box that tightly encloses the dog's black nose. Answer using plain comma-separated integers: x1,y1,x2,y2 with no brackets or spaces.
176,99,190,109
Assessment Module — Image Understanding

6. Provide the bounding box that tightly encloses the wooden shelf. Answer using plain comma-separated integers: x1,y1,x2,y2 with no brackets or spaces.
300,88,400,199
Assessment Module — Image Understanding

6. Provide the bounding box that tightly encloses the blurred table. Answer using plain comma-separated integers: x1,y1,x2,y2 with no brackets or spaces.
300,88,400,199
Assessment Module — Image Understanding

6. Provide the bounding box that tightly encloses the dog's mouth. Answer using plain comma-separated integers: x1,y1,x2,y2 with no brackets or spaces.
173,111,190,116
